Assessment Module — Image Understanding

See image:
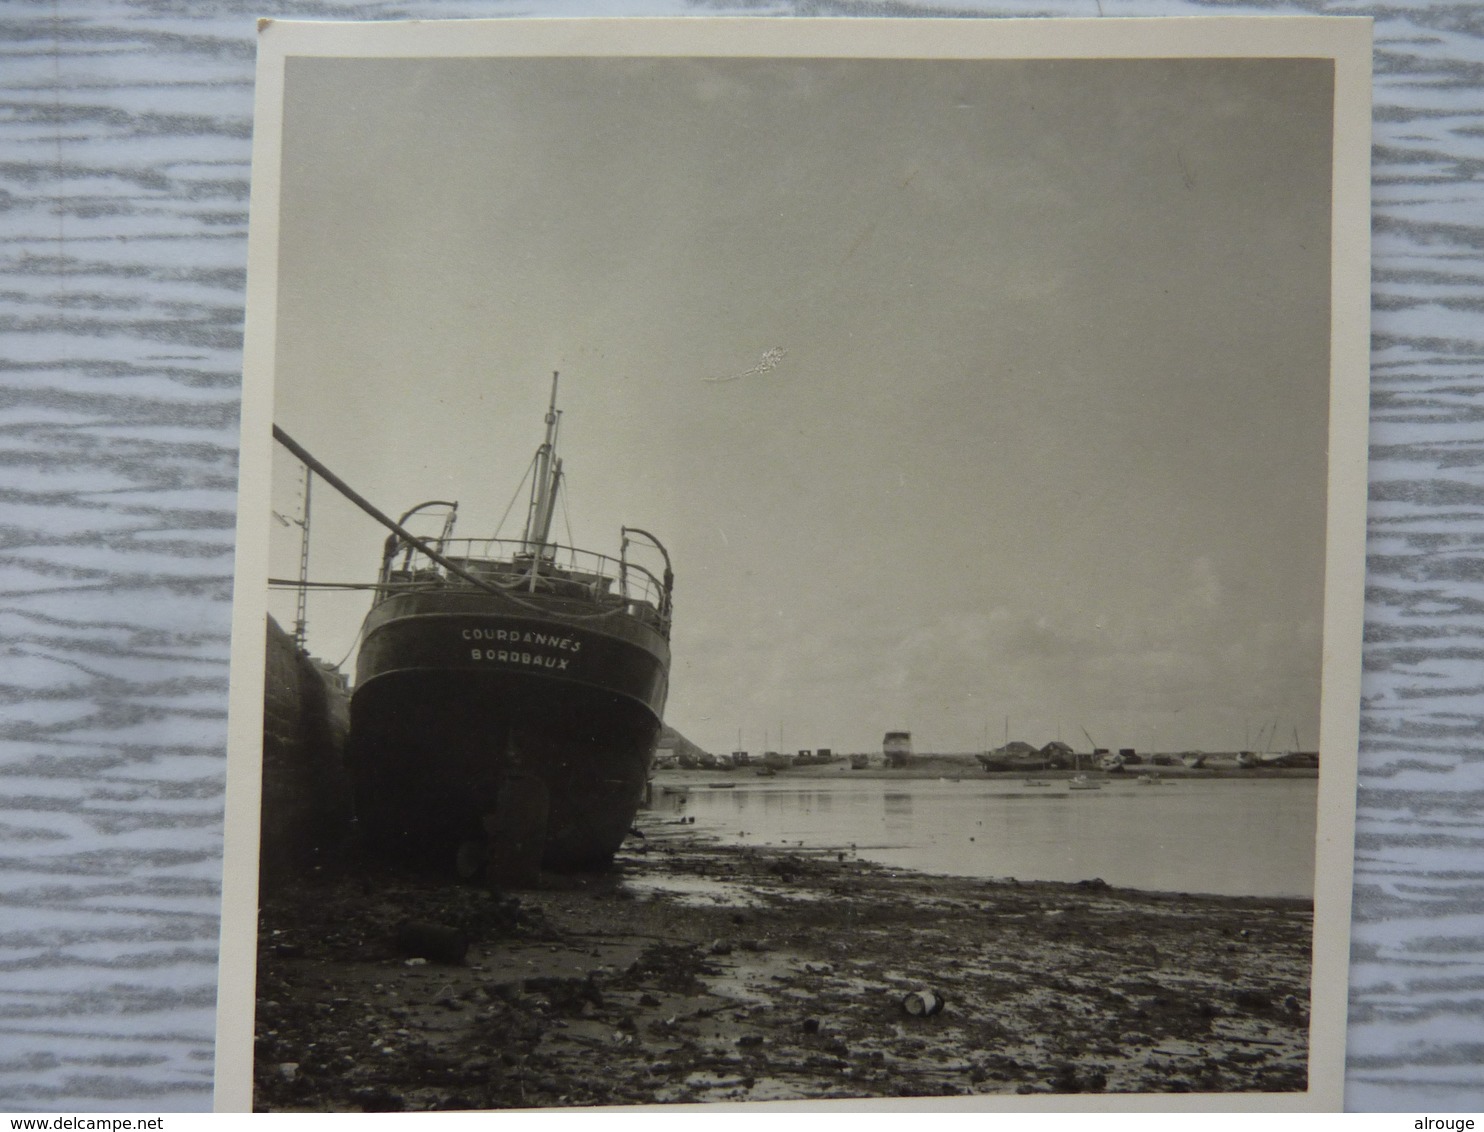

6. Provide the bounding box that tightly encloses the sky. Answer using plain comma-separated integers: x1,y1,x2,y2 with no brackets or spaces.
265,52,1336,757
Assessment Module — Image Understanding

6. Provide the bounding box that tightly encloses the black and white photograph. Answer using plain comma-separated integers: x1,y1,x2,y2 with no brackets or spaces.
218,17,1371,1112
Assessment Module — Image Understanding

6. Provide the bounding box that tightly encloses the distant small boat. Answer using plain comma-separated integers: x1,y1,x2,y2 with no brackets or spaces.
755,767,777,777
1023,778,1052,787
706,782,737,790
1136,773,1165,785
1068,774,1102,791
1258,750,1320,768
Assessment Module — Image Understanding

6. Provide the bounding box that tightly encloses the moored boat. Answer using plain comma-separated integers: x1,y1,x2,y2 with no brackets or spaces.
1257,749,1320,768
344,374,674,880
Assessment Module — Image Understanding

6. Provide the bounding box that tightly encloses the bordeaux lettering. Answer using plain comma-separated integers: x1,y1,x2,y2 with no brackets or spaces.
467,644,572,671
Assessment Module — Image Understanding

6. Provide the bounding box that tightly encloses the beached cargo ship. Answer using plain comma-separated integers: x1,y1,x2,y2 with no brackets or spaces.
344,375,674,879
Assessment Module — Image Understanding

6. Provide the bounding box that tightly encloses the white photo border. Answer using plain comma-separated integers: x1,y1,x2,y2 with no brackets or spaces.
218,16,1372,1112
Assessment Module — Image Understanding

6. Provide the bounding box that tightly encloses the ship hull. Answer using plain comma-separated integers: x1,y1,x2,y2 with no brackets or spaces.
261,616,352,881
349,595,669,872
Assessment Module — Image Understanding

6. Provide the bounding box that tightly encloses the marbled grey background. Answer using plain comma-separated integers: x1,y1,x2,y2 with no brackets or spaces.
0,0,1478,1113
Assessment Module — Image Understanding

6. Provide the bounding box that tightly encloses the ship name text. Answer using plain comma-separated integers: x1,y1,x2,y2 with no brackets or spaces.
462,626,581,671
461,627,582,652
469,648,570,670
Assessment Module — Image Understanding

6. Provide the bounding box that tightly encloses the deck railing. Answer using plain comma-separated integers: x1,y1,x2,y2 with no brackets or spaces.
378,536,671,630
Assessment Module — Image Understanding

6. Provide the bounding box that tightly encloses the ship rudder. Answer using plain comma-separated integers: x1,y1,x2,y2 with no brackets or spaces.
484,772,550,888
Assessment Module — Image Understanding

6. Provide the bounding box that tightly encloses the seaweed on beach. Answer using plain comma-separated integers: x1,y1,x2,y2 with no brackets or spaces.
253,827,1312,1111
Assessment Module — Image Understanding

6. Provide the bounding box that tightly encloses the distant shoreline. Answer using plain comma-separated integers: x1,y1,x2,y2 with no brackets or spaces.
655,758,1319,783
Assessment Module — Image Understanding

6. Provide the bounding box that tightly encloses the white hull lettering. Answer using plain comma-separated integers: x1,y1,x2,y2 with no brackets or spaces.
468,647,571,671
461,627,581,652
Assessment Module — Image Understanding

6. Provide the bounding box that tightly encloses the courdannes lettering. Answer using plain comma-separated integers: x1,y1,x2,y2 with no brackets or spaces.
461,627,581,652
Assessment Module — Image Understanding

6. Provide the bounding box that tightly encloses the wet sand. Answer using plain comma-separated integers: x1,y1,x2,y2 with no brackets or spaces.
253,817,1312,1110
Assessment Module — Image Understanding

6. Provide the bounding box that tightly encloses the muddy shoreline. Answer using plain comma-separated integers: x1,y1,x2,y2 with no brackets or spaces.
253,817,1313,1111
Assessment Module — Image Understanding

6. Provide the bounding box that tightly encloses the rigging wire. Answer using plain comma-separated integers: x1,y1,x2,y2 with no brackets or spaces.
333,619,366,672
559,473,575,557
272,425,670,628
493,452,538,540
269,579,400,590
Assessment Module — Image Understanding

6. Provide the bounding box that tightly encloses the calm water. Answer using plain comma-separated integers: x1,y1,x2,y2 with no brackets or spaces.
649,776,1318,898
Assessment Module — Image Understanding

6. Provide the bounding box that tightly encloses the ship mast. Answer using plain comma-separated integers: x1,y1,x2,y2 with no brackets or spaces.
522,371,563,557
